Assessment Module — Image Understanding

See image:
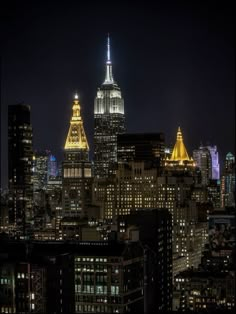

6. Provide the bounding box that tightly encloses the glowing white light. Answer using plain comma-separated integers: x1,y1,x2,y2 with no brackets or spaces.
107,34,110,62
74,93,79,100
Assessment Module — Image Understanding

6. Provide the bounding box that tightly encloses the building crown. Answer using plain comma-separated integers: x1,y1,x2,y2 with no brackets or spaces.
64,94,89,151
170,127,190,162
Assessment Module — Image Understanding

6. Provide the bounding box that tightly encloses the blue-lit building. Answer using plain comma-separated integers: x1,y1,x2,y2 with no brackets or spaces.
47,154,58,180
193,145,220,185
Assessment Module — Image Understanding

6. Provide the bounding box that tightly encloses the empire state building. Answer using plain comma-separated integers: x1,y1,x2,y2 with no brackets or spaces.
94,36,125,178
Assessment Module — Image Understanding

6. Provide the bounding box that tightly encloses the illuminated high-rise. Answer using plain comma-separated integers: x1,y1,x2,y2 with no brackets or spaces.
207,145,220,180
32,151,49,191
163,128,207,274
47,154,58,179
193,145,220,185
94,36,125,178
221,152,235,208
62,95,92,216
8,104,33,227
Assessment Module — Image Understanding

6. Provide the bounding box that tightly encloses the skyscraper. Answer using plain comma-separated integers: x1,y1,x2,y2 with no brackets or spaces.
8,104,33,227
62,94,92,216
207,145,220,180
47,154,58,179
163,128,207,274
221,152,235,208
32,151,49,191
193,145,220,185
94,36,125,178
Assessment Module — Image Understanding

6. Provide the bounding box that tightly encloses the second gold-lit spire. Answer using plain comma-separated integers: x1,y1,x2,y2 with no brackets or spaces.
170,127,190,162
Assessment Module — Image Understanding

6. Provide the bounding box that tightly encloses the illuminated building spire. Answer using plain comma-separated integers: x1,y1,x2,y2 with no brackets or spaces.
103,34,114,84
107,33,111,63
170,127,190,162
64,94,89,150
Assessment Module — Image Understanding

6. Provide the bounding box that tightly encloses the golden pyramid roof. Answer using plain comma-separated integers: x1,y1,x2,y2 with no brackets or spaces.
170,127,190,161
64,95,89,150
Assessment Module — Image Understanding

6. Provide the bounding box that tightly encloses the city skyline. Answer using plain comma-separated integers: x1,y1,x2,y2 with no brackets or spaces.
1,3,235,312
0,2,235,188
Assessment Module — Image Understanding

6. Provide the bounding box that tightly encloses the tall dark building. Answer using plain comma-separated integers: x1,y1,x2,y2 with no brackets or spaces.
117,133,165,165
94,36,125,178
118,208,173,313
8,104,33,227
62,94,92,217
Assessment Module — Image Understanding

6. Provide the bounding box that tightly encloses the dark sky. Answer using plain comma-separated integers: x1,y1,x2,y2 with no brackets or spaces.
0,1,235,188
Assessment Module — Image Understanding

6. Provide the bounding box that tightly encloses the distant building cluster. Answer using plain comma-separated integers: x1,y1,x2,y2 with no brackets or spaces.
0,36,235,313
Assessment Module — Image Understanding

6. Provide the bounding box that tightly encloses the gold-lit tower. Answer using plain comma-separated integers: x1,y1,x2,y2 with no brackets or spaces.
64,94,89,152
62,94,92,217
160,127,206,276
166,127,194,167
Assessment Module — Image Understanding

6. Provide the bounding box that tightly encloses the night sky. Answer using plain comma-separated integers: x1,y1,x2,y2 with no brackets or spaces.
1,1,235,188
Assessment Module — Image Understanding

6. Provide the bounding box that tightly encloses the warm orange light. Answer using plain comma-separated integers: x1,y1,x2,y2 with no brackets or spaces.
170,127,190,162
